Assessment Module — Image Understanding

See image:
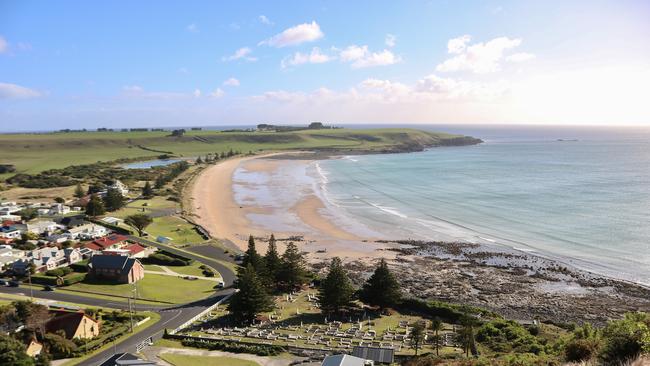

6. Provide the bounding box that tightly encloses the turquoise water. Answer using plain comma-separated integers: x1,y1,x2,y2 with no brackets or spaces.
318,127,650,284
121,158,181,169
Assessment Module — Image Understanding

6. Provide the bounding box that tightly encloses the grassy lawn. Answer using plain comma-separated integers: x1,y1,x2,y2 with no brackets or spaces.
144,262,209,277
111,197,178,218
145,216,204,245
63,274,217,304
160,354,259,366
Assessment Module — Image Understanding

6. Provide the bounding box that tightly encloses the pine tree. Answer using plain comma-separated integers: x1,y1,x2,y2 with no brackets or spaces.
360,258,401,310
85,194,105,217
264,234,282,285
242,235,264,272
228,264,273,324
103,187,124,211
196,156,203,164
319,257,355,314
154,175,166,189
142,181,154,198
74,183,85,198
279,242,307,291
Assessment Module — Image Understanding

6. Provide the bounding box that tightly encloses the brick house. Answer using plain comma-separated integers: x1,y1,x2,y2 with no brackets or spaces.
88,254,144,284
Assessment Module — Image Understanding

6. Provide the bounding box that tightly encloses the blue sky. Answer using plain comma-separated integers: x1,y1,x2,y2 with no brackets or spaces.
1,0,649,131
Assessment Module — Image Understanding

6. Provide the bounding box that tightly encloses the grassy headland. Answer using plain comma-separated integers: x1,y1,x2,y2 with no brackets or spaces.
0,128,481,179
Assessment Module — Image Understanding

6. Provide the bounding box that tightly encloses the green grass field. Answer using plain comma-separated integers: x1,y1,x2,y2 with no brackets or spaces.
144,262,211,277
160,354,259,366
0,128,467,178
63,273,217,304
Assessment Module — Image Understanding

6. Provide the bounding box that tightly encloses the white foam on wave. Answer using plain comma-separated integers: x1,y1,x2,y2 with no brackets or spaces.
478,236,496,243
369,202,408,219
344,156,359,162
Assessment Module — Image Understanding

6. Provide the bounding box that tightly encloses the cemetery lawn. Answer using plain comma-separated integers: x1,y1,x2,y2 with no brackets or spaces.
160,354,259,366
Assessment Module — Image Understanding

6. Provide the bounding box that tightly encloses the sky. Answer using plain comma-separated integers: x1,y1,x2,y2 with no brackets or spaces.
1,0,649,131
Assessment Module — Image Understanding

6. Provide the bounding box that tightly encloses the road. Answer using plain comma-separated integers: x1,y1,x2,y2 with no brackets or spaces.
0,238,237,366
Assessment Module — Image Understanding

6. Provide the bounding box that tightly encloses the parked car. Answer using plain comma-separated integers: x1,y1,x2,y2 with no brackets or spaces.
8,280,21,287
216,281,225,288
0,279,9,286
44,285,56,291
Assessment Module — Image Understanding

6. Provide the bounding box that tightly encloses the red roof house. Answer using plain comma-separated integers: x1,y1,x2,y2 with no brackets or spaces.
84,234,129,252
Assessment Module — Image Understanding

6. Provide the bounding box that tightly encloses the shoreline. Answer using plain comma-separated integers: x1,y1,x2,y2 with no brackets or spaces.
189,151,650,323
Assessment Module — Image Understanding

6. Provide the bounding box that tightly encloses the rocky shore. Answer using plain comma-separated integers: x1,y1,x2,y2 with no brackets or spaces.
316,239,650,326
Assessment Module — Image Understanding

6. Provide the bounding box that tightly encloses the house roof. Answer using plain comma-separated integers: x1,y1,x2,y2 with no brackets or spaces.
57,215,87,228
352,346,394,364
321,354,367,366
46,310,98,339
85,243,103,251
90,254,139,274
0,226,19,233
125,243,145,255
91,234,128,249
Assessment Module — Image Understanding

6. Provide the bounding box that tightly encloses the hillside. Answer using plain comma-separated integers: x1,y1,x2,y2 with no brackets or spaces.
0,128,481,178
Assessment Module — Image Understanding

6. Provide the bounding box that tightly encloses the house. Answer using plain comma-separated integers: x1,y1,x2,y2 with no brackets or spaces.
71,196,91,208
109,180,129,196
99,353,157,366
63,247,82,264
0,214,21,222
352,346,394,365
66,223,107,240
0,245,25,269
85,234,129,253
27,220,61,235
0,202,22,215
58,215,87,228
24,339,43,357
48,203,71,215
88,255,144,283
46,310,100,339
13,246,66,273
322,354,373,366
0,226,21,239
103,243,152,259
101,216,123,226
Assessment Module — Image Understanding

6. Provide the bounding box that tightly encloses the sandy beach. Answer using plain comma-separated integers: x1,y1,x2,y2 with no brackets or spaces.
189,153,378,257
189,153,650,324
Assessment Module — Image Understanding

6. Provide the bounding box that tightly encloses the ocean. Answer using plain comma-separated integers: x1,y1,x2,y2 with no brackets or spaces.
313,125,650,285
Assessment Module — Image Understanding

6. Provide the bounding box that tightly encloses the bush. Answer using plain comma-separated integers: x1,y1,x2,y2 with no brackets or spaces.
31,274,59,286
45,267,73,277
142,251,192,266
399,298,496,323
565,338,600,362
178,337,284,356
202,269,215,277
70,260,89,273
63,272,86,285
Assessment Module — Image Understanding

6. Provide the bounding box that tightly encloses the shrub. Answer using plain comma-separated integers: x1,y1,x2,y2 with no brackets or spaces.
45,267,73,277
202,269,215,277
70,260,89,273
178,338,284,356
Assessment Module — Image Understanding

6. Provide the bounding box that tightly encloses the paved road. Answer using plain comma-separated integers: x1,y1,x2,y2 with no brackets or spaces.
1,238,237,366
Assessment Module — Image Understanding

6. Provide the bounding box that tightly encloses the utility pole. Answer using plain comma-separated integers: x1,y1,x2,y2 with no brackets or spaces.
27,269,33,301
128,297,134,332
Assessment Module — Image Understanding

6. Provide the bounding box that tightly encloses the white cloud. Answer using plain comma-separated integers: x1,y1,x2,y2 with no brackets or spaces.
222,47,257,62
258,15,273,25
447,35,471,54
339,45,401,68
385,34,396,48
193,89,202,98
506,52,536,62
223,77,240,86
0,36,8,53
281,47,334,68
186,23,199,33
210,88,225,98
437,36,525,73
0,82,42,99
259,21,323,47
339,45,368,62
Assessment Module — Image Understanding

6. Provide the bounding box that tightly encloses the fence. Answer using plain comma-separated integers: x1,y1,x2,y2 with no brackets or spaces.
169,291,235,335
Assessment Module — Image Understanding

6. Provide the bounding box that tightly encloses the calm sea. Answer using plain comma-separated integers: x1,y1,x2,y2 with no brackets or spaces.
316,125,650,285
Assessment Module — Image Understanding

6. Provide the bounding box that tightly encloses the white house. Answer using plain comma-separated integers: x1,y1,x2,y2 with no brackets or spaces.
0,214,22,222
110,180,129,196
13,246,67,273
63,248,82,264
0,226,22,239
66,223,107,240
27,220,62,235
101,216,123,226
0,245,25,269
48,204,71,215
